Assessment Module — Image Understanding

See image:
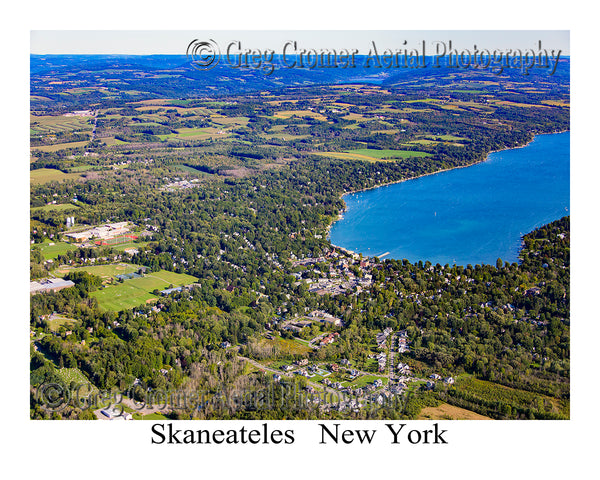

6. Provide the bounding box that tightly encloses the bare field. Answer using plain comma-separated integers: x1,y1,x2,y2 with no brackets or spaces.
418,403,491,420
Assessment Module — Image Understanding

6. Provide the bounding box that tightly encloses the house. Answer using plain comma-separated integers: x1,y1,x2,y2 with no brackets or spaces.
525,287,542,296
444,377,455,385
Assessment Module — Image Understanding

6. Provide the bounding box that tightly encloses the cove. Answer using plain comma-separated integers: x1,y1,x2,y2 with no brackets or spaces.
329,131,570,266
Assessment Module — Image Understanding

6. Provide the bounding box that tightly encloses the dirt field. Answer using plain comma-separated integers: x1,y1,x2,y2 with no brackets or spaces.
418,403,491,420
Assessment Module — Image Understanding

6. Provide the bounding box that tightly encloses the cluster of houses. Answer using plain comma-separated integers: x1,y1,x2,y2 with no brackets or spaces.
160,178,200,192
291,249,376,296
375,352,387,373
397,362,411,376
376,327,393,348
397,330,410,353
425,374,455,390
375,327,392,348
321,376,386,398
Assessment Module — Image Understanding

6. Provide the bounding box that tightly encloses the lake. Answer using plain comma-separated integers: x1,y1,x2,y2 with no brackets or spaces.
329,131,570,266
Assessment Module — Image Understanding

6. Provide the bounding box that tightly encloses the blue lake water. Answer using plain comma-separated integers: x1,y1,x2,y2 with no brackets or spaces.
329,131,570,266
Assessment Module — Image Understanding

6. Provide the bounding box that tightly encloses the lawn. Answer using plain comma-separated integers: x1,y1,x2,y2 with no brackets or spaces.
346,374,388,389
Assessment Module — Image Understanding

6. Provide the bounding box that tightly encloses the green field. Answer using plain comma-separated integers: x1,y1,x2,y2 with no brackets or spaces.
56,367,93,389
345,374,388,389
33,241,78,260
89,268,198,311
346,149,433,160
30,140,90,153
46,315,78,332
132,412,169,420
56,263,139,280
31,203,79,213
109,241,150,252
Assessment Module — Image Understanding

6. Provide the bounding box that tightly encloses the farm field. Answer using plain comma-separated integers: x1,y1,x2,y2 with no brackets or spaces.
347,148,433,159
30,168,84,184
30,140,90,153
30,114,92,134
418,403,491,420
313,150,432,163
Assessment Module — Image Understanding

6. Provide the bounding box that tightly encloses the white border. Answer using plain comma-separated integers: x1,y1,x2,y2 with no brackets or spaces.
4,1,597,477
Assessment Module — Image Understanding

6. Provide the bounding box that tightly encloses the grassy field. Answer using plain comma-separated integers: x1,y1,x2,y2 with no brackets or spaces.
30,140,90,153
30,168,84,184
347,149,433,160
33,241,78,260
30,114,92,134
88,268,198,311
47,314,78,332
132,412,169,420
345,374,388,389
55,367,93,389
31,203,79,213
260,336,313,356
272,110,328,122
108,241,150,252
56,263,139,280
418,403,491,420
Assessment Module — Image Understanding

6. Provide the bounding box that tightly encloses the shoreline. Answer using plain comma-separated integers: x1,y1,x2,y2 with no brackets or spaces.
326,129,570,258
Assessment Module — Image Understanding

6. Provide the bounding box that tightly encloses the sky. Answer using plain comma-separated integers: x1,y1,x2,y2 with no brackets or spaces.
30,30,570,56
